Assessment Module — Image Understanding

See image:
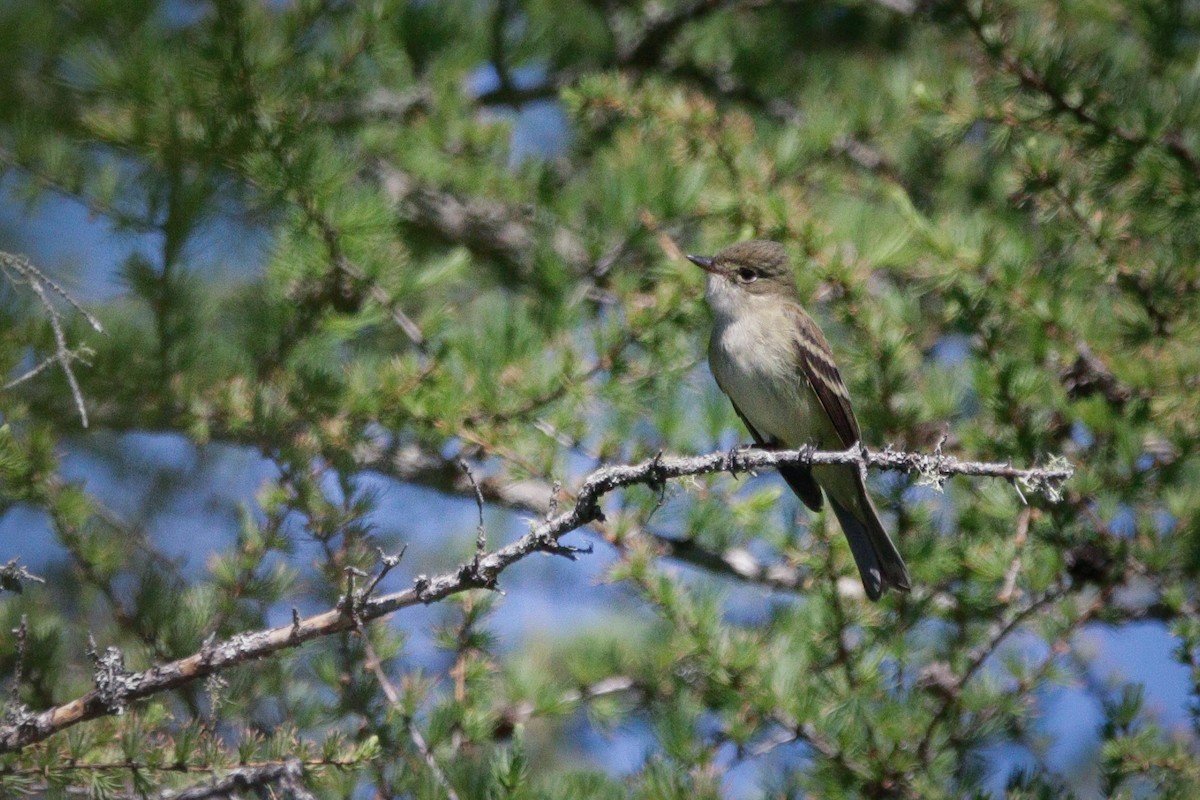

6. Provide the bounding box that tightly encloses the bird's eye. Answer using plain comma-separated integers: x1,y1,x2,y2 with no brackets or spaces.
736,267,758,283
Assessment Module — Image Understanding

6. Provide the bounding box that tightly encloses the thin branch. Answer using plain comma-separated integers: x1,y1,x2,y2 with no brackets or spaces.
4,616,29,727
997,506,1032,603
914,583,1069,764
659,536,810,592
934,591,1107,775
2,252,103,427
150,758,309,800
0,146,160,233
3,756,363,777
295,195,428,352
358,620,461,800
956,0,1200,183
492,675,640,735
374,161,590,275
490,0,519,104
621,0,736,68
0,444,1071,754
742,712,872,784
458,459,488,557
318,87,432,126
369,439,1069,592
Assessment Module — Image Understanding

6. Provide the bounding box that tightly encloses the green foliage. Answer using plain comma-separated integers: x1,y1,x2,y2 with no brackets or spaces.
1,0,1198,797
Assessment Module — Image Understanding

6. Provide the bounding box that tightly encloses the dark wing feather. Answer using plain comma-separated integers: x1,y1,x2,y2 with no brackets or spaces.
727,398,824,512
786,304,862,447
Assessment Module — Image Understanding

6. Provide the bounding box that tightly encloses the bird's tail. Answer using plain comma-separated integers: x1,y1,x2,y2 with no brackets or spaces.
828,489,911,602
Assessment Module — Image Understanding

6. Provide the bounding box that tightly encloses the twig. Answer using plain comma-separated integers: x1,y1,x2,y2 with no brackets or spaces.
997,507,1032,603
405,718,459,800
914,583,1068,763
490,0,518,104
458,459,487,556
0,147,159,233
0,444,1072,754
358,620,461,800
360,546,407,603
3,756,363,777
296,197,428,352
492,676,640,736
374,162,589,277
150,758,309,800
955,0,1200,183
2,252,103,427
4,616,29,726
0,253,103,335
375,439,1070,592
621,0,737,67
318,87,432,125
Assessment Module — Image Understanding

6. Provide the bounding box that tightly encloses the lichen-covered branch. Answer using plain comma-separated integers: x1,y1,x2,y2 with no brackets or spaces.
151,759,311,800
0,444,1071,753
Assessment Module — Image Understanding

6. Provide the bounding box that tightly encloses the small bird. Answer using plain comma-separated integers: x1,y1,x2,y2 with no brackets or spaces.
688,240,910,600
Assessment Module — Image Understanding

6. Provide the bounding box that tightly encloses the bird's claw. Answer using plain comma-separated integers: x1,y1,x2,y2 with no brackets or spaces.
726,442,752,477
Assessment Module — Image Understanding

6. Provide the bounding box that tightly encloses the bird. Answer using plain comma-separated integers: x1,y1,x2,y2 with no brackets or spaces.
688,239,910,600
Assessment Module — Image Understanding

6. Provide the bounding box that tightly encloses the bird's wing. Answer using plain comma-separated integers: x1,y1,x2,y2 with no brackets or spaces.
787,304,911,598
785,303,862,448
725,391,825,513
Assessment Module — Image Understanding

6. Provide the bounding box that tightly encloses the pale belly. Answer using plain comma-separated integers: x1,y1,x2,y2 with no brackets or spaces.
709,316,841,449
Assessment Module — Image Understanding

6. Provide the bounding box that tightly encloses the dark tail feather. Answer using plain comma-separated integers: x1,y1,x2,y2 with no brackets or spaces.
828,494,911,602
778,463,824,512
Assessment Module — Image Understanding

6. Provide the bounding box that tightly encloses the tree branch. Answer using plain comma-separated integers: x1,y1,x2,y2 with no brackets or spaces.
373,161,589,275
2,252,104,427
956,0,1200,184
293,191,428,352
621,0,735,68
0,444,1070,753
150,758,311,800
913,583,1083,765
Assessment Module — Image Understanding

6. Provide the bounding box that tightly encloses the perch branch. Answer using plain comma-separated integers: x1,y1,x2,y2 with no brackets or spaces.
0,444,1070,753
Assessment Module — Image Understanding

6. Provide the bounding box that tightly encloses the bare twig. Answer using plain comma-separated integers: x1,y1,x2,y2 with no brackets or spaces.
360,546,407,603
0,444,1071,753
458,459,488,556
2,252,103,427
371,438,1068,593
997,507,1032,603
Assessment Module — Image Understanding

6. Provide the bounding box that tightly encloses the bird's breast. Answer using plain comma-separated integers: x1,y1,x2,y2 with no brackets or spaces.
709,308,833,447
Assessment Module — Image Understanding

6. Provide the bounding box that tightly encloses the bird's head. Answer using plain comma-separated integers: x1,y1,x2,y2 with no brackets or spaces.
687,240,797,315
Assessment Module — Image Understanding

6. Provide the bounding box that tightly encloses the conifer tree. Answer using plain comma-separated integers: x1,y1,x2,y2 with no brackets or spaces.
1,1,1197,797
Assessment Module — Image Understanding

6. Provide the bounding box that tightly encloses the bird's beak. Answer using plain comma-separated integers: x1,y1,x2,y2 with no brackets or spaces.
687,254,717,274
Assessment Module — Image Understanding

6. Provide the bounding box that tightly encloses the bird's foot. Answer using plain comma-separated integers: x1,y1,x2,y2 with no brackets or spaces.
726,442,753,477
